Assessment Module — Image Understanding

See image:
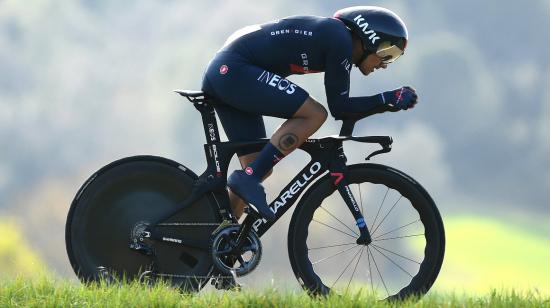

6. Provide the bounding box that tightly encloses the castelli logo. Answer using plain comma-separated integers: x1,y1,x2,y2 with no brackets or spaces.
245,167,254,175
219,65,229,75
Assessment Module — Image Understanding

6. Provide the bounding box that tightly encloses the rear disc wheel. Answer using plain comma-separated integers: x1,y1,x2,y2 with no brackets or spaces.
65,156,221,291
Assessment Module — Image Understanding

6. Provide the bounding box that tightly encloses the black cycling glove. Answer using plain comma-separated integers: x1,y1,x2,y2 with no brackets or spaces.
381,86,418,110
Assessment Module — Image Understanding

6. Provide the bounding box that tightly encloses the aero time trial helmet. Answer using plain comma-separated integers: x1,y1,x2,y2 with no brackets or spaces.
334,6,408,64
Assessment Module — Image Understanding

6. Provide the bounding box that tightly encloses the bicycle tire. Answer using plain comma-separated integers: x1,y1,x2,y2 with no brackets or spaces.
65,155,221,291
288,163,445,300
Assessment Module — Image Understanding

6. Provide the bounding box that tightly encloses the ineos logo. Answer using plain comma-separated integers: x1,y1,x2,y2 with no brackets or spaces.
353,15,380,44
340,58,351,74
208,123,216,141
257,71,297,94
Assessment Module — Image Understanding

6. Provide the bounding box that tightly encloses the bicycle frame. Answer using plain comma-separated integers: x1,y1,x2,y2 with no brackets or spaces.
147,94,393,250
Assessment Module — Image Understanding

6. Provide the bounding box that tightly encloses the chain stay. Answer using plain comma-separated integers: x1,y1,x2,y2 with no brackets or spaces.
153,273,232,279
156,222,239,227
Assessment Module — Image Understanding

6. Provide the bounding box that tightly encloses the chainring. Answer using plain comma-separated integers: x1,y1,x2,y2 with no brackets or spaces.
211,225,262,277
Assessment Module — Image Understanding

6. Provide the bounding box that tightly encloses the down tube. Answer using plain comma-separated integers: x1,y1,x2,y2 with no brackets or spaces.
252,160,327,237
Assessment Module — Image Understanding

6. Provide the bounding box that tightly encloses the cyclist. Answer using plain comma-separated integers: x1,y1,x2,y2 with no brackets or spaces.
201,6,418,222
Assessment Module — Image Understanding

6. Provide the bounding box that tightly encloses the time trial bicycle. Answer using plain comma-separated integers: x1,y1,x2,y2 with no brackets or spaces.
65,90,445,300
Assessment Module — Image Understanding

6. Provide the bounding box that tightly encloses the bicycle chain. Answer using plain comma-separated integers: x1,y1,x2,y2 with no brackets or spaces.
157,222,236,227
153,273,233,279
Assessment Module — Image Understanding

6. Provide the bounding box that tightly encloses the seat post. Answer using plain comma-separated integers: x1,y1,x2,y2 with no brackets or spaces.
174,90,222,144
194,100,221,144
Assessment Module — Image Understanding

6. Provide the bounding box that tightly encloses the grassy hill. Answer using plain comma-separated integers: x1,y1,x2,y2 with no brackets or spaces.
1,216,549,307
434,216,550,296
0,219,48,278
0,276,548,307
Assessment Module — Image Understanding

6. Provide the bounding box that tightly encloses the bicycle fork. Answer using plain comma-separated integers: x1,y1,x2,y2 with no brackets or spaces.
330,146,372,245
334,179,372,245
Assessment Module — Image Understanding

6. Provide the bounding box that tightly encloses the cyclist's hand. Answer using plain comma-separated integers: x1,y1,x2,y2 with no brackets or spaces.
382,86,418,110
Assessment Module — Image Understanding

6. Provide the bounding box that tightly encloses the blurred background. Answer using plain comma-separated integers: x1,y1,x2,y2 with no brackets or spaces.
1,0,549,295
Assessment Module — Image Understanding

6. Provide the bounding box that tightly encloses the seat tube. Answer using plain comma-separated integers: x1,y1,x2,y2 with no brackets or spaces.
195,101,220,144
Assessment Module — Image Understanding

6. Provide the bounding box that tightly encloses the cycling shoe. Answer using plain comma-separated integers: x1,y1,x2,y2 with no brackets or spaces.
227,170,276,221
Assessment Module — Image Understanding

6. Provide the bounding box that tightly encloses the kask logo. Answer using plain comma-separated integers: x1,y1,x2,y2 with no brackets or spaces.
257,71,297,94
353,15,380,44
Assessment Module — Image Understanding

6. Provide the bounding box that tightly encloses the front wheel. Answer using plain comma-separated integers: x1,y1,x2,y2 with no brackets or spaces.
288,164,445,300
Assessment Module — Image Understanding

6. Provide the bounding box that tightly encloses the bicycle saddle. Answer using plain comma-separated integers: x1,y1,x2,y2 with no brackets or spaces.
174,89,211,103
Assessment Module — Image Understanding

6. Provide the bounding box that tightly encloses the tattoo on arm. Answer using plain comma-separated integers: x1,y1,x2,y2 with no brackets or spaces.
279,133,298,151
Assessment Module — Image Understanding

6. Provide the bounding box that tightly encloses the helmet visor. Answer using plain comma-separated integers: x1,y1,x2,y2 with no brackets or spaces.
375,42,404,64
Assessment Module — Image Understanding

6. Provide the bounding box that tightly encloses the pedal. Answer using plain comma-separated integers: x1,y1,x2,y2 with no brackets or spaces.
211,270,241,291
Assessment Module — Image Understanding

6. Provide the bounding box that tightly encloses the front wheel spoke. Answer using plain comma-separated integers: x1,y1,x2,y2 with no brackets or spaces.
373,233,425,242
319,206,358,236
371,244,421,265
308,242,356,251
367,247,374,293
369,246,390,297
330,246,362,289
311,245,359,265
371,245,414,278
373,219,421,240
372,195,402,235
371,187,389,232
346,247,365,293
312,219,357,239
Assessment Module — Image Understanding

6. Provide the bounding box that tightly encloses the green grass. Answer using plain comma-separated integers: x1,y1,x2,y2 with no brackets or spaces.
1,217,549,306
0,276,548,308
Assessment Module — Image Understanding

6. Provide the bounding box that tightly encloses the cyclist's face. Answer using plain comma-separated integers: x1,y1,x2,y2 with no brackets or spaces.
358,54,388,76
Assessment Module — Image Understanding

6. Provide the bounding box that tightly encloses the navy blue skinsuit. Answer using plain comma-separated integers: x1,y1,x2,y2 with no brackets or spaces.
202,16,384,151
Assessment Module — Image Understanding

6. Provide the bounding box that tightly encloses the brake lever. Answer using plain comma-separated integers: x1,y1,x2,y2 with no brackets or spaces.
365,138,393,160
366,146,391,160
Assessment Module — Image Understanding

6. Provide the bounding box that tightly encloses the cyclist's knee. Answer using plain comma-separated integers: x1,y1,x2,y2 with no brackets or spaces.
295,97,328,123
308,98,328,128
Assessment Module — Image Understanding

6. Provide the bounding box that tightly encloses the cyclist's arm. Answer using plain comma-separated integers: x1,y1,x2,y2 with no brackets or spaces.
324,44,386,120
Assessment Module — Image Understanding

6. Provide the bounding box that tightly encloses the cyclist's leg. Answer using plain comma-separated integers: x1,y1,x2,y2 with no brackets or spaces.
233,152,285,218
202,53,325,220
269,96,327,155
228,98,326,218
212,103,267,219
